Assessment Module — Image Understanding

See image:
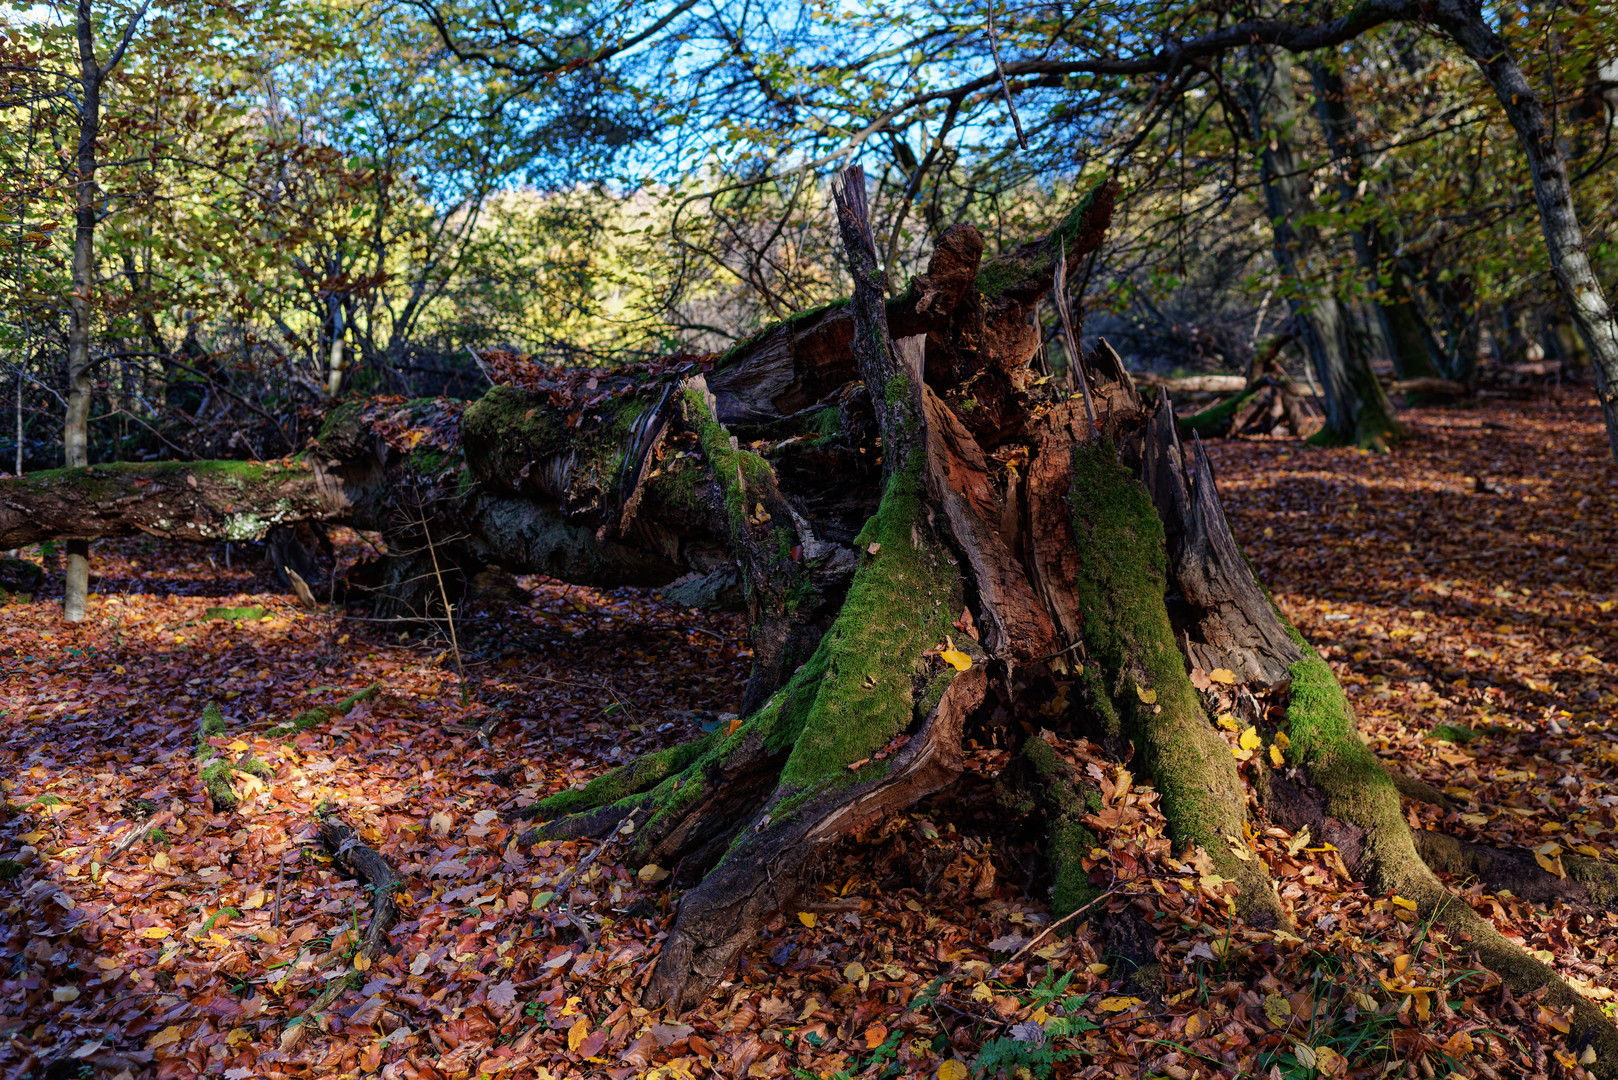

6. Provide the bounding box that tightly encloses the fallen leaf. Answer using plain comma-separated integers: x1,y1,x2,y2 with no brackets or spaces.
1208,668,1236,684
797,911,817,928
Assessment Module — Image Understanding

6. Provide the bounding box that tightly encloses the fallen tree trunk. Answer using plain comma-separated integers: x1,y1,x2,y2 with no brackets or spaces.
1131,372,1249,393
5,170,1613,1067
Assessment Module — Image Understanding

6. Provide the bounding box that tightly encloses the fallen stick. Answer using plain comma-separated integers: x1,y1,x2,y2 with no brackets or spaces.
279,815,404,1051
93,810,175,865
317,816,401,963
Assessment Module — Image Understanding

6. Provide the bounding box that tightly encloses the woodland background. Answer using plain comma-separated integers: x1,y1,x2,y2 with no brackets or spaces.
1,0,1613,465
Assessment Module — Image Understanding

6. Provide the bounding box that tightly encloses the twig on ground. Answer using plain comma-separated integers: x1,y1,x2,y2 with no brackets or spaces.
94,810,175,864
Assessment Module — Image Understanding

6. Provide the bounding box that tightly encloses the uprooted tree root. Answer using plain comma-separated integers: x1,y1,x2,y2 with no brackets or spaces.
505,174,1618,1069
9,165,1614,1069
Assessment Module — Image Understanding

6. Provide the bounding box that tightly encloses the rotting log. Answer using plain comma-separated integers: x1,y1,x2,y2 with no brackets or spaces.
6,170,1615,1069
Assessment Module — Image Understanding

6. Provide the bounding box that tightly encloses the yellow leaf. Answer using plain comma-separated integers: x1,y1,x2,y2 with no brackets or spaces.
147,1025,184,1050
151,851,170,870
1135,685,1157,704
354,952,371,971
845,962,868,983
227,739,249,752
1442,1030,1474,1056
1099,996,1142,1012
241,890,267,911
140,927,172,939
1536,1004,1572,1034
970,981,992,1002
1573,844,1602,858
1393,954,1411,976
1534,851,1566,878
224,1027,251,1046
797,911,817,928
1216,713,1239,732
52,987,79,1003
567,1018,589,1052
938,1062,969,1080
638,863,670,883
1239,727,1262,751
1269,744,1285,767
1389,895,1418,911
1314,1045,1344,1074
939,649,972,672
1263,993,1291,1026
864,1023,888,1049
1209,668,1236,684
1273,731,1290,750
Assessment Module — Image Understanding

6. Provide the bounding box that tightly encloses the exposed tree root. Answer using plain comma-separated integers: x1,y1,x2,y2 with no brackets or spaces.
1413,829,1618,911
280,815,403,1050
317,814,402,963
1136,396,1618,1070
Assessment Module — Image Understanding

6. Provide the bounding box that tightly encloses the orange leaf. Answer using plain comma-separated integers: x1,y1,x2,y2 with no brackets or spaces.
864,1023,888,1049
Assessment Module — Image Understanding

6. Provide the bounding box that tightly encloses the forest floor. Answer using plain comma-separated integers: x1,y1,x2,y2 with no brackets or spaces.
3,393,1618,1080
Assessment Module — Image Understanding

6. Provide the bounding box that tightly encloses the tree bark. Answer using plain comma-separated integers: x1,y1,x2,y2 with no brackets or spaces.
1308,59,1448,388
7,180,1615,1068
63,0,106,623
1421,0,1618,455
1244,47,1401,450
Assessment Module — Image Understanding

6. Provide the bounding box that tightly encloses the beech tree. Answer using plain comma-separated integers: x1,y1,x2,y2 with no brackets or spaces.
5,170,1615,1065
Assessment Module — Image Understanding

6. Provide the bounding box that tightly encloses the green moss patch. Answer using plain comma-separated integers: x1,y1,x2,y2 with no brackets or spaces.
195,702,273,812
205,606,266,622
266,683,381,738
1067,440,1282,922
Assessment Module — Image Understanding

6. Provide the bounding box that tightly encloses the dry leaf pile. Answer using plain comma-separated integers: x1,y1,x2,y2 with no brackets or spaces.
2,394,1616,1080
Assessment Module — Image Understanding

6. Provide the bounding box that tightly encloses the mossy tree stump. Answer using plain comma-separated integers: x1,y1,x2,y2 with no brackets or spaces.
6,168,1614,1068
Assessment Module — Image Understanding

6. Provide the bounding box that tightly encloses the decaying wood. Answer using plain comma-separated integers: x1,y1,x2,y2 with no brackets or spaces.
1131,373,1248,393
9,170,1616,1065
1391,375,1469,398
318,816,402,963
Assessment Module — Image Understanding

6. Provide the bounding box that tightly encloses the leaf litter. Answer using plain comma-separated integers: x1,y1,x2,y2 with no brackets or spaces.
1,395,1615,1079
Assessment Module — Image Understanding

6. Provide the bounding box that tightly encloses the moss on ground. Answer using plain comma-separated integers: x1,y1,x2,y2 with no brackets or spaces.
1067,440,1283,923
266,683,381,737
195,702,273,812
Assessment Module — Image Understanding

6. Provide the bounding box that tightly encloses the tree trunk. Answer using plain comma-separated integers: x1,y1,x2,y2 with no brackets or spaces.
6,178,1615,1068
1426,0,1618,456
1308,59,1448,389
1245,47,1401,450
63,0,105,623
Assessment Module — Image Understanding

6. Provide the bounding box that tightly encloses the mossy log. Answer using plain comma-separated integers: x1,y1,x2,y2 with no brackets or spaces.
8,169,1615,1068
